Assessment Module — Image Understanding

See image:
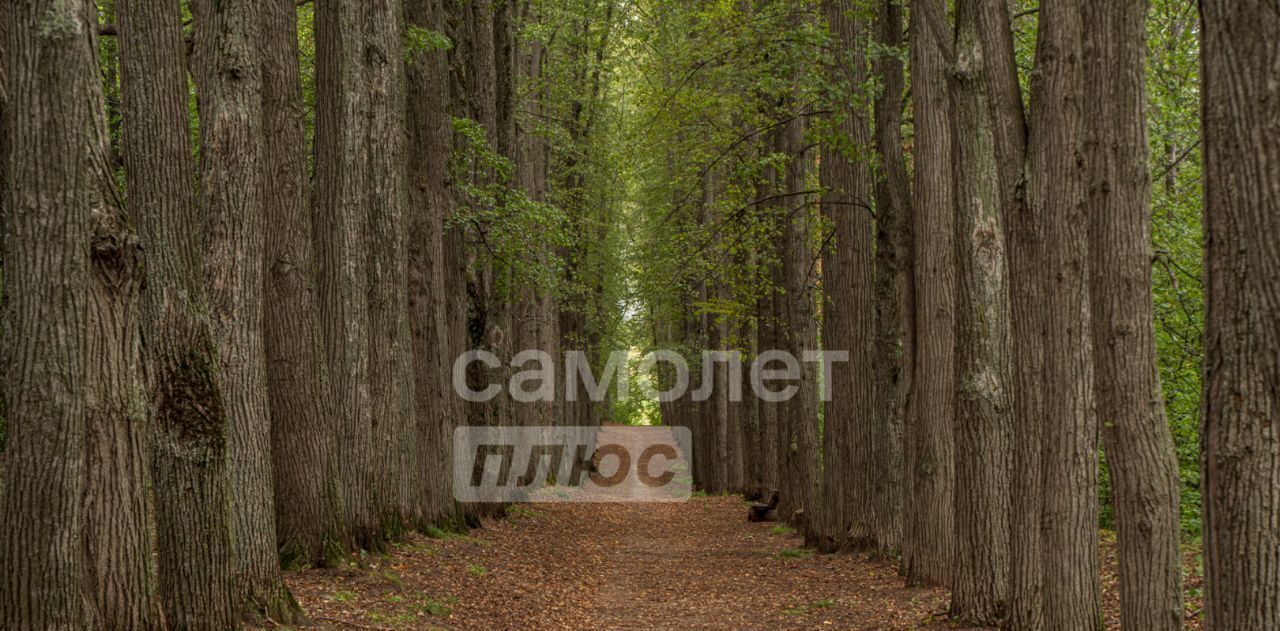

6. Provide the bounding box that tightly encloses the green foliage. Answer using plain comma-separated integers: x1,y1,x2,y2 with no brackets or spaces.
465,563,488,577
404,25,451,61
450,116,570,299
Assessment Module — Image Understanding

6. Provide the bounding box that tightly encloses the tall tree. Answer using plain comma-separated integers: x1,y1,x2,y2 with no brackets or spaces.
870,0,910,555
817,0,875,554
903,0,956,587
407,0,460,526
1028,0,1102,626
1082,0,1183,627
949,0,1012,622
1200,1,1280,628
973,1,1042,627
192,0,299,620
262,0,345,568
364,0,417,535
1,0,97,626
314,0,378,546
117,0,236,624
84,12,164,626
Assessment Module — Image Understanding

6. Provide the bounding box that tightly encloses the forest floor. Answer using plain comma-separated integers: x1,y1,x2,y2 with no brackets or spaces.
281,495,1205,630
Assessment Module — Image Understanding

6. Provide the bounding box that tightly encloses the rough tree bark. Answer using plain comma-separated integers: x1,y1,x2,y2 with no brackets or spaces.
1082,0,1184,627
1,1,96,626
407,0,459,526
117,0,236,625
1028,0,1102,627
949,0,1012,622
314,0,377,547
1199,1,1280,628
191,0,300,621
779,113,820,534
970,1,1043,628
364,0,417,536
262,0,345,567
84,15,164,625
756,139,780,495
903,0,956,587
818,0,875,554
870,0,910,555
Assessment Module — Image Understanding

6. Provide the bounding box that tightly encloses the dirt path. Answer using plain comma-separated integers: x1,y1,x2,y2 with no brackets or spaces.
285,496,957,630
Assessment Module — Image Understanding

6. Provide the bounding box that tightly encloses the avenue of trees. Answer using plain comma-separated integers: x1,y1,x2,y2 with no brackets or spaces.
0,0,1276,630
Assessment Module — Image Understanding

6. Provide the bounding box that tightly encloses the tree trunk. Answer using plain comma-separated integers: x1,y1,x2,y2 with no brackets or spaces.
314,0,377,547
191,0,300,621
903,0,956,587
818,0,875,554
116,0,237,624
1200,1,1280,628
364,0,417,536
779,113,819,533
871,0,910,556
969,1,1043,628
0,1,97,626
1082,0,1183,627
1028,0,1101,627
949,0,1012,622
407,0,459,527
84,24,164,623
261,0,345,568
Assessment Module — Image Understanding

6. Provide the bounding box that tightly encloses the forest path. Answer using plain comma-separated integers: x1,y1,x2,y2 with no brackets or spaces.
285,495,959,630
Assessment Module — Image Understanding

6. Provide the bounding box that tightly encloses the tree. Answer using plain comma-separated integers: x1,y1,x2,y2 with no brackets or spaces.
364,0,417,535
974,1,1042,627
1082,0,1183,627
903,0,957,587
1028,0,1102,626
117,0,237,624
84,28,164,630
948,0,1013,623
262,0,345,568
313,0,378,547
1200,1,1280,628
191,0,300,620
779,112,820,533
817,0,875,554
870,0,911,556
407,0,461,527
1,0,98,626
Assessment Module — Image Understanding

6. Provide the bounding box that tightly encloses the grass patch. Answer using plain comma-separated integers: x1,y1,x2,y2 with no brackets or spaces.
327,590,358,603
411,596,455,617
508,505,545,520
380,570,404,588
393,540,437,555
466,564,488,577
770,525,795,536
782,598,837,615
778,547,813,559
367,611,415,626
